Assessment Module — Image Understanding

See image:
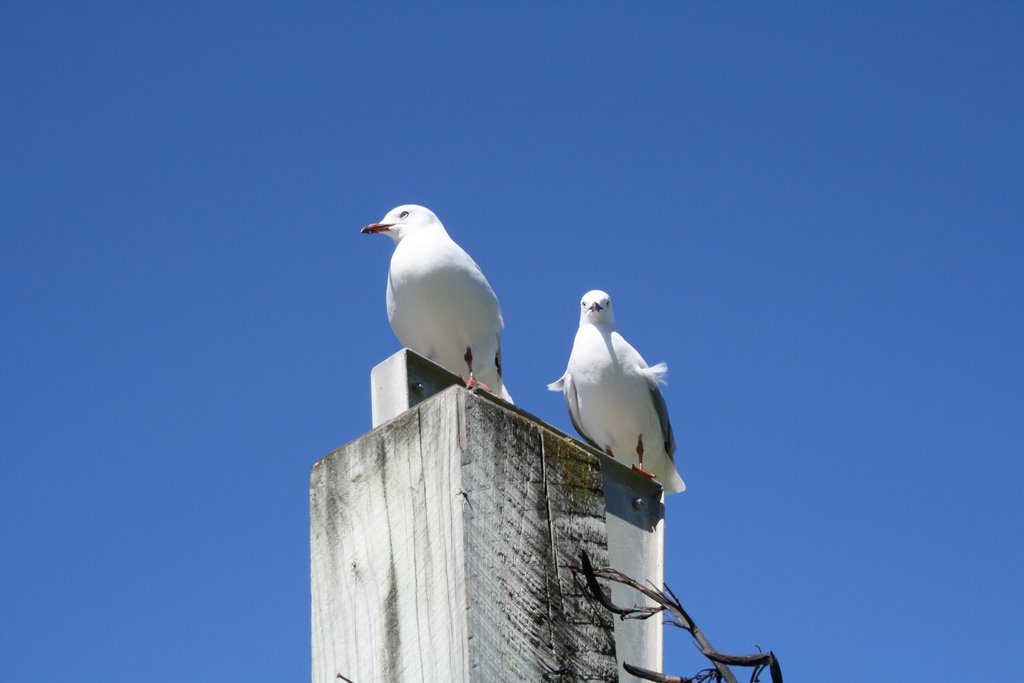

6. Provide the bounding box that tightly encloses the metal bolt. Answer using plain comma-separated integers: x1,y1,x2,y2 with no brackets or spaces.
411,382,424,394
631,497,643,510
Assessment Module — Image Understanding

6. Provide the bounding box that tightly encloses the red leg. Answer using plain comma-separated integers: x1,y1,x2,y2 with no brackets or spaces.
463,346,491,392
632,435,655,479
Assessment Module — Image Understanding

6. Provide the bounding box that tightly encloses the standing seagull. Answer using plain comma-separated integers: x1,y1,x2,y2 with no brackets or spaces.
548,290,684,493
361,204,512,403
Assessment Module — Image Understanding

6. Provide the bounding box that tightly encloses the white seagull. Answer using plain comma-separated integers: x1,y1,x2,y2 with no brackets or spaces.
548,290,684,493
361,204,512,403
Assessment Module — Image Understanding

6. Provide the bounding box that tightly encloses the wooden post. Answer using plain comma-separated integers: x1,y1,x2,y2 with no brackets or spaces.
311,351,666,682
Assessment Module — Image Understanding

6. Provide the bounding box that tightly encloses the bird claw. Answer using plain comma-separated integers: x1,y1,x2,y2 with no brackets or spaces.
465,376,492,393
631,465,656,480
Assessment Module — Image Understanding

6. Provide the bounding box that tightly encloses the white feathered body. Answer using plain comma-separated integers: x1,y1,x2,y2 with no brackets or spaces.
386,226,509,401
562,324,685,493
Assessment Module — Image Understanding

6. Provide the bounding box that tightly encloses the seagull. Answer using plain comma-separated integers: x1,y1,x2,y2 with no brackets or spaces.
361,204,512,403
548,290,684,493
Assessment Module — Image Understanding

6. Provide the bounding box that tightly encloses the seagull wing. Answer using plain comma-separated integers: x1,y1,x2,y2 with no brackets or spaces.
644,370,676,459
549,372,602,452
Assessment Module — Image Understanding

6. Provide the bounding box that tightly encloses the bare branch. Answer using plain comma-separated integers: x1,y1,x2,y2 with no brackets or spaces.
623,661,694,682
705,651,777,668
569,551,663,620
570,551,783,683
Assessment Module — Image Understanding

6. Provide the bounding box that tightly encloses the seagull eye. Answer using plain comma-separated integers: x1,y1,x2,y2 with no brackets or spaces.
399,211,409,219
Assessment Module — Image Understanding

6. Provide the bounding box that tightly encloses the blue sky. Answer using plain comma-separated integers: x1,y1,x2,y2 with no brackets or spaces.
2,2,1022,680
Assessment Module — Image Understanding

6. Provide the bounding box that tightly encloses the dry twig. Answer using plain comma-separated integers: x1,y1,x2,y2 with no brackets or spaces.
568,552,782,683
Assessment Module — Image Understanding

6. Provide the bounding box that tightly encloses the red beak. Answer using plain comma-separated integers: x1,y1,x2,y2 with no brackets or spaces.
360,223,393,234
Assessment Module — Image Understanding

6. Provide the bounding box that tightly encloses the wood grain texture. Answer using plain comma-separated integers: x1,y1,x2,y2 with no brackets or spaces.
311,386,618,683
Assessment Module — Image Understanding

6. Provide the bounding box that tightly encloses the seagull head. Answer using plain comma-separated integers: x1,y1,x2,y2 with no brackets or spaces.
579,290,615,326
360,204,442,243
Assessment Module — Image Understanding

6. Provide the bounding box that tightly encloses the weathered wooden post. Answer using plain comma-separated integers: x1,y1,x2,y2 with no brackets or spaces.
311,350,666,682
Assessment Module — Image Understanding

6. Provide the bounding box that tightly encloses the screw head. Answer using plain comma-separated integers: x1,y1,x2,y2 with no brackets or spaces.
631,497,644,510
411,382,424,393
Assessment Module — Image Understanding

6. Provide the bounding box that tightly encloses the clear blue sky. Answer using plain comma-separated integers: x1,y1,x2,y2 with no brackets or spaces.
2,2,1021,681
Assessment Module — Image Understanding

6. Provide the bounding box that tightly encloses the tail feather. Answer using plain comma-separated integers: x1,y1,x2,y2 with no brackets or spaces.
644,361,669,385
